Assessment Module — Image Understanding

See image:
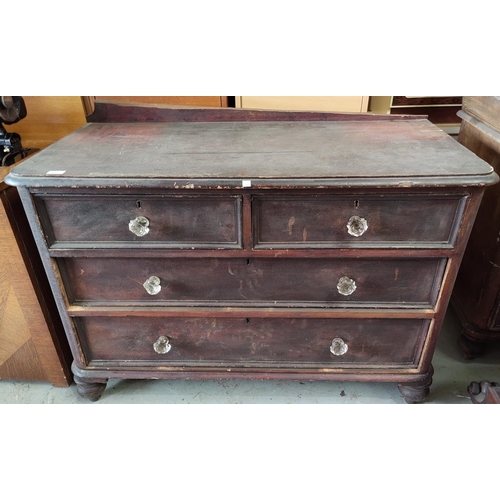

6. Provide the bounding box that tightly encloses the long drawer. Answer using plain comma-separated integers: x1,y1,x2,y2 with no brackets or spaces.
60,257,446,308
35,194,243,248
77,316,429,368
253,194,466,249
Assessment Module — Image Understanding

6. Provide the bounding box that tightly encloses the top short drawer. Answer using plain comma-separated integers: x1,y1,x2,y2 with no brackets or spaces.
253,194,467,249
35,194,242,249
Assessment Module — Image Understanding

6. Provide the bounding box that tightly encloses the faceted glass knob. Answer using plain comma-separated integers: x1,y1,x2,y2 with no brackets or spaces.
347,216,368,237
337,276,356,296
129,216,150,237
330,338,348,356
153,336,171,354
143,276,161,295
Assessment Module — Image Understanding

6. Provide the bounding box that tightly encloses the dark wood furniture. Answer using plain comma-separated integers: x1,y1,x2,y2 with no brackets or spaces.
5,108,497,402
468,380,500,404
369,96,463,133
390,96,463,127
0,160,72,386
451,96,500,358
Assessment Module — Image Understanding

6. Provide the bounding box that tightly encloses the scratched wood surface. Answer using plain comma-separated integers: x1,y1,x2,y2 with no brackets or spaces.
36,194,242,247
59,256,445,308
6,112,498,403
5,120,495,185
254,193,465,248
77,316,428,368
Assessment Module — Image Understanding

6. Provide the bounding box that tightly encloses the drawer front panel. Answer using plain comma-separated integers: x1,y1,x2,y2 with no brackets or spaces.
78,316,429,368
36,194,242,248
254,194,466,248
61,257,445,307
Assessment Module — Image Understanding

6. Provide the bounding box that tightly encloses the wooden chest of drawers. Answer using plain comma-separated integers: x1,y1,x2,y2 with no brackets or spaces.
5,111,497,402
451,96,500,357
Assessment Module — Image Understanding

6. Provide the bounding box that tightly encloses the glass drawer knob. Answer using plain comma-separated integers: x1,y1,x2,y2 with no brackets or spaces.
347,215,368,237
337,276,356,296
129,216,150,237
154,336,171,354
143,276,161,295
330,338,348,356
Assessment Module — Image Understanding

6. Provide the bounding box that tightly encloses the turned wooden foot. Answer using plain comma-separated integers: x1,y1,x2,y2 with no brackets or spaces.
458,332,487,360
74,375,108,401
398,366,434,404
468,380,500,404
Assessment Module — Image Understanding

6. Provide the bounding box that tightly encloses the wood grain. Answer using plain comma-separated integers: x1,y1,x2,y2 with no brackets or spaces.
254,193,466,248
237,96,369,113
6,112,496,402
451,98,500,353
0,165,71,386
6,121,495,185
96,96,228,107
36,194,242,248
2,96,87,150
77,316,429,368
461,96,500,134
59,256,445,308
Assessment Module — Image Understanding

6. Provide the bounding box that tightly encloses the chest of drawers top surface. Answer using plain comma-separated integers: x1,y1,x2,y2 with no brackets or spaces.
5,119,496,188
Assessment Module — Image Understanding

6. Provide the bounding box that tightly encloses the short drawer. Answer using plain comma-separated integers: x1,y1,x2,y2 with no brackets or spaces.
253,194,466,249
77,316,429,368
35,194,242,249
60,257,446,308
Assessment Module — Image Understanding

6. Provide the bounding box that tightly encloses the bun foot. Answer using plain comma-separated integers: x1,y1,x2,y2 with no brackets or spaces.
74,375,108,401
398,366,434,404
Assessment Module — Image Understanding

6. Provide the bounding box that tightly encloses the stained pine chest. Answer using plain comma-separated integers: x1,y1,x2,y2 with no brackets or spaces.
6,113,497,402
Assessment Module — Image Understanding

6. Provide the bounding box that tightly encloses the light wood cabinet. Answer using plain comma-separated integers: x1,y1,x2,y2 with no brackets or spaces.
0,163,72,386
3,96,87,150
95,96,229,107
236,96,369,113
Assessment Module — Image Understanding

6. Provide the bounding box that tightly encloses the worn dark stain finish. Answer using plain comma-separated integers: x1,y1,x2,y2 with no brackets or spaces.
36,194,242,248
77,316,428,368
254,194,466,248
4,109,498,403
59,256,445,308
451,97,500,358
6,121,495,185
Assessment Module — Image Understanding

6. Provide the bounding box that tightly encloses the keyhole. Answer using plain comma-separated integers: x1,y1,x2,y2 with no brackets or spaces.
246,259,250,265
246,318,250,323
354,200,359,209
136,200,142,209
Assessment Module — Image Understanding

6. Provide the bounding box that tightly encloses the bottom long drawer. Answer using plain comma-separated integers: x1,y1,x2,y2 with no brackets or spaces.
76,316,429,369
